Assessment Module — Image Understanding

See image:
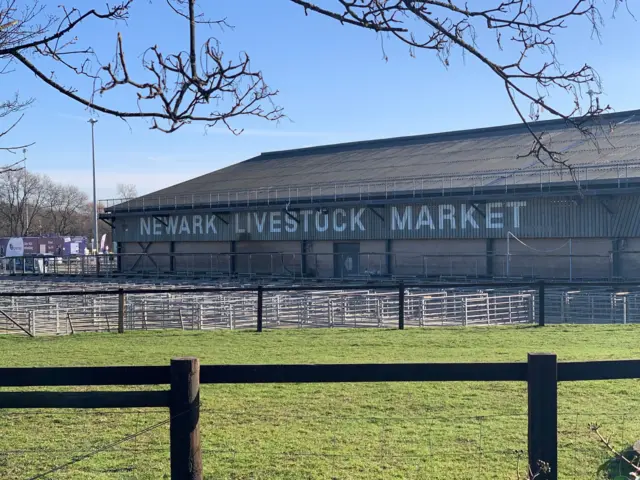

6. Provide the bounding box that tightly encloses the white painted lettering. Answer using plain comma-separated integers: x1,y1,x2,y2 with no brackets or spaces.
284,212,298,233
205,215,217,234
392,206,413,231
461,205,479,229
234,213,245,234
351,208,366,231
333,209,347,232
507,201,526,228
141,218,151,236
153,217,162,236
192,215,203,235
300,210,313,233
415,206,435,230
439,205,456,229
179,216,191,235
270,211,281,233
315,211,329,232
486,202,504,228
166,216,179,235
254,212,267,233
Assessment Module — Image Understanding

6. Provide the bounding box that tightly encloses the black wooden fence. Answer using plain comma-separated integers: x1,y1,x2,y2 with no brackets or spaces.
1,354,640,479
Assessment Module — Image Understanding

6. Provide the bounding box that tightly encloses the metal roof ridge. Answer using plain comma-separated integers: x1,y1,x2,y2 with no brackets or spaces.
255,109,640,160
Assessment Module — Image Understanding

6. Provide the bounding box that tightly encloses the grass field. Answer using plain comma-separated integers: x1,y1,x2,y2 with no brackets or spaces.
1,325,640,479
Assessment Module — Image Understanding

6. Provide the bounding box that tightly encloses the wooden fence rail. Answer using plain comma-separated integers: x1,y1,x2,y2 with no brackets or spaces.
2,355,640,479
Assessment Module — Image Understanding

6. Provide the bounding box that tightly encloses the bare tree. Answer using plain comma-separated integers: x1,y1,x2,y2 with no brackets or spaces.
42,183,89,236
116,183,138,200
0,170,48,235
0,0,634,166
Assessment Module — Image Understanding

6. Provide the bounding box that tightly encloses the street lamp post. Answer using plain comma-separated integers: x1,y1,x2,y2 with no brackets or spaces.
89,118,98,253
22,149,28,235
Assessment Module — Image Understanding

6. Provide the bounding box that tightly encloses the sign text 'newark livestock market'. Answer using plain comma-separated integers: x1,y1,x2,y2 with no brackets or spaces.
138,201,528,238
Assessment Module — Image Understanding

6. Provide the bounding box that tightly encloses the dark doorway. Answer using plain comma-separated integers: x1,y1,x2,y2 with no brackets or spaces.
334,243,360,278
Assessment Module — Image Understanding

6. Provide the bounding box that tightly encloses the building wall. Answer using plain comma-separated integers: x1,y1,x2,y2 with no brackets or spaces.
174,241,231,273
492,238,612,279
109,192,640,279
391,239,486,277
619,239,640,278
359,240,387,275
306,241,334,277
120,242,171,273
114,195,640,243
113,237,640,279
235,241,301,276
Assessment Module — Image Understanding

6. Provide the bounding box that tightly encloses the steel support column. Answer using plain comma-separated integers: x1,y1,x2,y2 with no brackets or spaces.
486,238,494,278
612,238,622,279
230,241,237,275
385,239,393,276
301,240,308,277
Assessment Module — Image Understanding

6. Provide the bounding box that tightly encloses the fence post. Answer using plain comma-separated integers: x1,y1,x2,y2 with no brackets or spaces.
538,281,545,327
170,357,202,480
29,311,36,336
462,298,468,326
118,289,125,333
527,353,557,480
398,282,405,330
257,285,263,332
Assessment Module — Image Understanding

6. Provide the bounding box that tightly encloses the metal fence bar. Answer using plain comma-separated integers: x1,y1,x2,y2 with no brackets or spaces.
6,279,640,335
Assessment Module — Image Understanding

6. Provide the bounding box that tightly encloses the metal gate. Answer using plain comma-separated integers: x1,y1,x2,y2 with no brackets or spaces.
333,243,360,278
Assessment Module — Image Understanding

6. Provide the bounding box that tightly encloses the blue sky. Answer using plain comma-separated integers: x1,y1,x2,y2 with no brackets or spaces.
3,1,639,200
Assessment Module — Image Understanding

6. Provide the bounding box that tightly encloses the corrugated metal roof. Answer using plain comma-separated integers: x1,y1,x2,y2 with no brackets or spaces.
115,109,640,210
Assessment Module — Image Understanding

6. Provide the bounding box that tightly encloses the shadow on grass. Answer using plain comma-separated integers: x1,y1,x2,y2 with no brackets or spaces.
598,446,639,479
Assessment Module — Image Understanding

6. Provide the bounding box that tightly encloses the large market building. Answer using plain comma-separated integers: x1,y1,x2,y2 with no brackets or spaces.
102,109,640,280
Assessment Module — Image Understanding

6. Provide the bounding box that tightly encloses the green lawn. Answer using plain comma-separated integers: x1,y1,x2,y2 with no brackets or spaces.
1,325,640,479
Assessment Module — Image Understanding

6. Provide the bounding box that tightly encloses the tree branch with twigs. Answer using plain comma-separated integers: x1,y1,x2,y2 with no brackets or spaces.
0,0,283,139
590,423,640,479
289,0,632,168
0,0,634,170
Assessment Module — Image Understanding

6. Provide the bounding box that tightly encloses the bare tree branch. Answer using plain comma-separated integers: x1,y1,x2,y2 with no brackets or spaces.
1,0,283,136
0,0,634,168
116,183,138,200
289,0,632,166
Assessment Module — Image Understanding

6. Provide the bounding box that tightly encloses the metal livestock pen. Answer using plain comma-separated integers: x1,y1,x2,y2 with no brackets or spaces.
0,280,639,335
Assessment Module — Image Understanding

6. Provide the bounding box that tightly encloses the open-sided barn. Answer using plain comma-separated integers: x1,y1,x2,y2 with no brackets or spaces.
102,109,640,280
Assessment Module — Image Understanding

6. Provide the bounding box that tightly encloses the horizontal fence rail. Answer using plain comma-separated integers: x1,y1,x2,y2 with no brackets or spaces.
2,354,640,479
